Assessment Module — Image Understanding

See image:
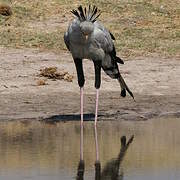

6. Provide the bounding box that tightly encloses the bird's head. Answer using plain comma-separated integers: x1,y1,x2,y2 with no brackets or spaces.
80,21,94,39
71,5,101,39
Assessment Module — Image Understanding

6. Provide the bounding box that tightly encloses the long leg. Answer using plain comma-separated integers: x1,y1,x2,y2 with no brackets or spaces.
74,58,85,126
94,124,101,180
74,58,85,88
94,124,99,162
93,61,101,126
76,122,85,180
74,58,85,180
80,117,84,161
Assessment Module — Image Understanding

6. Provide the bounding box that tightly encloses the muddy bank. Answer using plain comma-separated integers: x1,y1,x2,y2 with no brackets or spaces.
0,92,180,121
0,48,180,121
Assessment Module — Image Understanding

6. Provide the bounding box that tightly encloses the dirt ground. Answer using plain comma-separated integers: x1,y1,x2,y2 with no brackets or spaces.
0,47,180,121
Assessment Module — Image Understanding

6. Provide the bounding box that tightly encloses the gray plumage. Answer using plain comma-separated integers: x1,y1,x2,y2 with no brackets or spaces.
64,5,134,98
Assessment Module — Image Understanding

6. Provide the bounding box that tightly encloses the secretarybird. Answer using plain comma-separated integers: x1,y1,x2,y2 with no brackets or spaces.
64,5,134,125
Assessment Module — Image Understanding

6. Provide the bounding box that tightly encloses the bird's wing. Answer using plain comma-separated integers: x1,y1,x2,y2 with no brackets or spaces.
64,31,70,51
93,22,134,99
93,21,114,53
64,19,81,52
93,21,124,64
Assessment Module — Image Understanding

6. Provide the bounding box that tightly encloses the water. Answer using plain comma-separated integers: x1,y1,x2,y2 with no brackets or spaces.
0,118,180,180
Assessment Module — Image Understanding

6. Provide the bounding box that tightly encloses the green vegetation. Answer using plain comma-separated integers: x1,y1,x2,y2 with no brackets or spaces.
0,0,179,58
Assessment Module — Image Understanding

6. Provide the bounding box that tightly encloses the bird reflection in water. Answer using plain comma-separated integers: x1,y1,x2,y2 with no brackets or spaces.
76,120,85,180
76,124,134,180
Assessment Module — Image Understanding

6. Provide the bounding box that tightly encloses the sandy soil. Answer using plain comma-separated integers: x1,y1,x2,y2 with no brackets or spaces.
0,47,180,121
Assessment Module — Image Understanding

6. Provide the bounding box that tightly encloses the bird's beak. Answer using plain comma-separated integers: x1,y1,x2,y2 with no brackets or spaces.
85,35,88,40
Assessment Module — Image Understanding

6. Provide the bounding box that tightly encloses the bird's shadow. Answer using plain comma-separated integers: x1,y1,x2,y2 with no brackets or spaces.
43,113,104,123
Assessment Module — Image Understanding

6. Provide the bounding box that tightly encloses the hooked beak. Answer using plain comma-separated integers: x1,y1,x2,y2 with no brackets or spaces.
82,32,89,40
85,35,88,40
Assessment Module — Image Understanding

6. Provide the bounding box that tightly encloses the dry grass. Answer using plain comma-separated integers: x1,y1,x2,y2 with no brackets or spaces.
0,0,179,58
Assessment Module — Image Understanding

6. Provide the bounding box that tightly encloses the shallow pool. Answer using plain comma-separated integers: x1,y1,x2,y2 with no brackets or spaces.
0,118,179,180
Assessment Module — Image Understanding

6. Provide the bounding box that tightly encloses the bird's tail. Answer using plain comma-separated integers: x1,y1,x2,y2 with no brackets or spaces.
102,53,134,99
118,74,134,99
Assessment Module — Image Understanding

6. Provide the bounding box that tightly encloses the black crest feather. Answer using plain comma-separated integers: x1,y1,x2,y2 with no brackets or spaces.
78,5,85,20
70,9,80,19
90,6,97,20
71,5,101,23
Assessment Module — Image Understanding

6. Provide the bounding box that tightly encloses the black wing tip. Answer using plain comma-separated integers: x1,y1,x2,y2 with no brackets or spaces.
121,89,126,97
116,56,124,64
121,88,135,100
110,32,116,40
128,90,134,99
